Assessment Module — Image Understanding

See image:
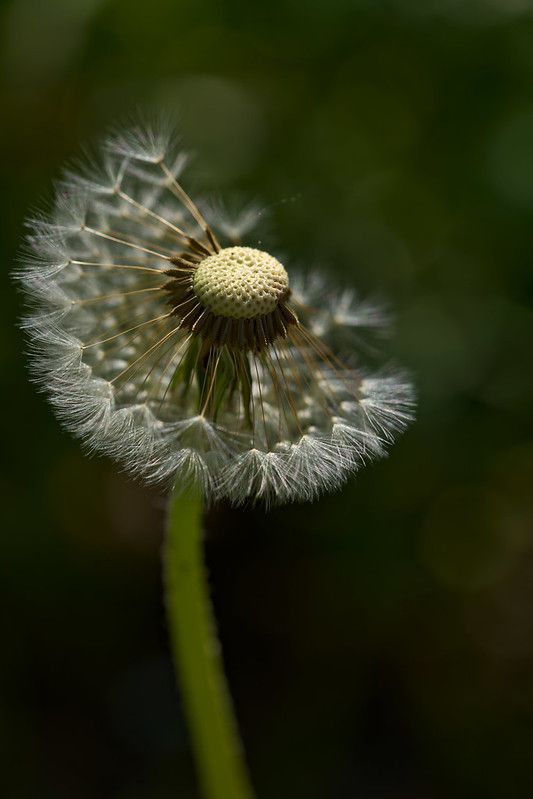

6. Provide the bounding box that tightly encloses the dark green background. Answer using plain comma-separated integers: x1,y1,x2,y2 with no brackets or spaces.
2,1,533,797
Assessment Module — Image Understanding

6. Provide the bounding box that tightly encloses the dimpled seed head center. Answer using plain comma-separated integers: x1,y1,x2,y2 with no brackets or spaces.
193,246,289,319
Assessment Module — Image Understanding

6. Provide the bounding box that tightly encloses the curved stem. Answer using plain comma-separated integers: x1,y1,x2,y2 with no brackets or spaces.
164,489,255,799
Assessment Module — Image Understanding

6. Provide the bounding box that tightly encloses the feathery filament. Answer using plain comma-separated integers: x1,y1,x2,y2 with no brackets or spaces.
17,122,415,505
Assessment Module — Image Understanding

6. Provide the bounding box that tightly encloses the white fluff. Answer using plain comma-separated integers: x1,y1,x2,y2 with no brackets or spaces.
17,121,415,506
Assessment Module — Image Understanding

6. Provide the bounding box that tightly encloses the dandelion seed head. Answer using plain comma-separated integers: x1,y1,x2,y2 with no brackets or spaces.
17,120,415,506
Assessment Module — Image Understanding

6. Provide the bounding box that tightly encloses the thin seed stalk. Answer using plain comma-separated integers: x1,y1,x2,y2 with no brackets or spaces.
163,488,255,799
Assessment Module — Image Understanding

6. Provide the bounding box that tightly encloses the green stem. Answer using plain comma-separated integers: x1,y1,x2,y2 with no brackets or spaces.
163,488,255,799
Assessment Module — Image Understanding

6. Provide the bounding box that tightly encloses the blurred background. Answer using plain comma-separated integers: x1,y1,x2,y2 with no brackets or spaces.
2,0,533,797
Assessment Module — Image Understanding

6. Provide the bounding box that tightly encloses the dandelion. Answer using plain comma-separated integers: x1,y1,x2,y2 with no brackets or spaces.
17,121,414,506
17,120,417,799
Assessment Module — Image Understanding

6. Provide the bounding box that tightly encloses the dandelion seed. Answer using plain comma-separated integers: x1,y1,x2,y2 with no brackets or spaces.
17,121,415,505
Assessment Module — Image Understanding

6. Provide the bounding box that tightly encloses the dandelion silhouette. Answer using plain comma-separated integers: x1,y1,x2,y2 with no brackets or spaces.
17,120,415,799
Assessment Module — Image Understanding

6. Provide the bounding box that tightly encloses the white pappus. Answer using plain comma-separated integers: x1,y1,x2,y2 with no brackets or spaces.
16,122,415,506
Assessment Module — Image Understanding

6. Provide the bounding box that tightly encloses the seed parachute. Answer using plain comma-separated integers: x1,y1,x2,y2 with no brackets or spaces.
17,122,415,505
